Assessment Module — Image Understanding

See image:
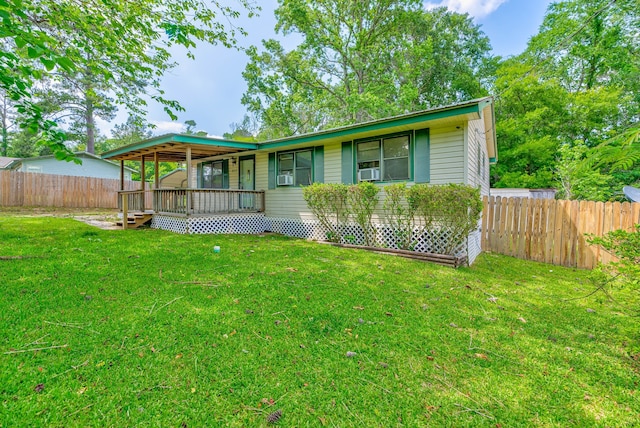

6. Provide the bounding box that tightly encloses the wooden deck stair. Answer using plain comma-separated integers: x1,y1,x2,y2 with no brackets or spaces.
116,212,153,229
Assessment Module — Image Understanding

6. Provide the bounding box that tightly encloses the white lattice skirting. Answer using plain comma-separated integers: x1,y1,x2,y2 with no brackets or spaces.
151,214,478,264
151,213,267,235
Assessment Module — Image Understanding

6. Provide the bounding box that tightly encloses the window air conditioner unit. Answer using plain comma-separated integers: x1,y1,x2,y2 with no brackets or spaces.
277,174,294,186
358,167,380,181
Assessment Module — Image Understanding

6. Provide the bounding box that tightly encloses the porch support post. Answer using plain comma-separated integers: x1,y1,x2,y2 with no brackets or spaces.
119,160,125,191
154,152,159,189
186,146,192,215
140,155,146,211
140,155,146,191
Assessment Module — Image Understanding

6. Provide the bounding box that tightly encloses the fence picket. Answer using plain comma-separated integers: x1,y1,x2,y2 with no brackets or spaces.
482,196,640,269
0,170,144,209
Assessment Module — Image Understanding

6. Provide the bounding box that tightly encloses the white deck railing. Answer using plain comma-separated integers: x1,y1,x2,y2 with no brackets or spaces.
152,189,265,216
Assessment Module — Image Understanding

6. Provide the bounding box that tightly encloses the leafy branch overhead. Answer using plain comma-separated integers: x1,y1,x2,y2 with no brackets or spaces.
242,0,495,138
0,0,257,158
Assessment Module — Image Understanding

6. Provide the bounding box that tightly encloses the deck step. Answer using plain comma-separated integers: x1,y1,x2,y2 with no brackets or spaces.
116,213,153,229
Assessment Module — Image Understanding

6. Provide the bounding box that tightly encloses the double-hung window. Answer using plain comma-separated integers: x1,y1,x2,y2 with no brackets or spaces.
200,160,227,189
356,134,410,182
277,149,312,186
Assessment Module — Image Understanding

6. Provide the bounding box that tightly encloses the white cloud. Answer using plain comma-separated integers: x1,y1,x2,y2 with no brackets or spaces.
424,0,508,19
150,120,185,135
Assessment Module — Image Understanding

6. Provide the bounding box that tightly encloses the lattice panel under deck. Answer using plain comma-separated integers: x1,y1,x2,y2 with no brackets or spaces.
152,215,189,234
188,214,266,235
152,214,266,235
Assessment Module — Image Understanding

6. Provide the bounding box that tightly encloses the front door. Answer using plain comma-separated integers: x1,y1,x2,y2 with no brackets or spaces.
238,156,255,209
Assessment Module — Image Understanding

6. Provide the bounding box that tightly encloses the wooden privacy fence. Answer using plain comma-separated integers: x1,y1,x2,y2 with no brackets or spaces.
0,170,151,209
481,196,640,269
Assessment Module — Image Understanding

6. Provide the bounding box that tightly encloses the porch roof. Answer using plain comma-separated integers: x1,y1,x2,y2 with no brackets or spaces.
101,134,259,162
101,97,497,162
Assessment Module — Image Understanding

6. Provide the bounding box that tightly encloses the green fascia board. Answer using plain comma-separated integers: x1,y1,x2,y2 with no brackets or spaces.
259,102,483,150
100,134,259,159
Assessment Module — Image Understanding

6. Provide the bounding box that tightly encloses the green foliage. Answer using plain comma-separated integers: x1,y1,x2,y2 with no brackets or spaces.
301,183,350,242
587,225,640,304
347,182,379,246
492,0,639,196
1,215,639,426
243,1,494,137
556,141,614,201
305,183,481,255
1,0,256,160
408,184,482,255
382,183,414,250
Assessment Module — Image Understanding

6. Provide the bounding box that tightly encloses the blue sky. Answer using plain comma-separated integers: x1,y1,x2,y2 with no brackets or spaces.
99,0,554,138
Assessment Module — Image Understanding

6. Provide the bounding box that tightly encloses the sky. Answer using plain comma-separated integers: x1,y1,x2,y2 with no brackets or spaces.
98,0,554,138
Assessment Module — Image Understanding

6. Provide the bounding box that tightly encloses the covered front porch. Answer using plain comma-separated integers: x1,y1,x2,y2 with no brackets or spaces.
101,134,263,229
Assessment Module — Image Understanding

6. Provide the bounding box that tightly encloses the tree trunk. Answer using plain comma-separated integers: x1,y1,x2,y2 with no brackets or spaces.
85,94,95,154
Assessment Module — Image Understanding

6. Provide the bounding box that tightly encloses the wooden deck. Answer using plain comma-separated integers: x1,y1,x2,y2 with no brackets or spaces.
117,188,265,229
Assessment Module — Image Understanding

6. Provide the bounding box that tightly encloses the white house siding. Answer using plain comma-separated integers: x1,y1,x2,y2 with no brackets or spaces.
324,142,342,183
255,152,269,191
465,118,490,196
429,127,465,185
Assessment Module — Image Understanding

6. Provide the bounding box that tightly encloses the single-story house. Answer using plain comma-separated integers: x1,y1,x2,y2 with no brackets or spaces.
102,97,497,264
3,151,136,180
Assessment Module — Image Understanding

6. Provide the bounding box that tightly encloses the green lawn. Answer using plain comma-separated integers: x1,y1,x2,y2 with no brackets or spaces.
0,215,638,426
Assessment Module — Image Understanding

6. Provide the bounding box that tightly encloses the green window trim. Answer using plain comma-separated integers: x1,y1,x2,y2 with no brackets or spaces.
198,159,229,189
270,146,324,187
354,132,411,183
342,129,430,184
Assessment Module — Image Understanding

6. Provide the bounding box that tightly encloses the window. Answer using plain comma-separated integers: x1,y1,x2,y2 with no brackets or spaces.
277,149,312,186
356,135,409,181
200,160,227,189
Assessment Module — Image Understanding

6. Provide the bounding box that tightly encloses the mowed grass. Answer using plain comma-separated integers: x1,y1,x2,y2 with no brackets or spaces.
0,215,638,427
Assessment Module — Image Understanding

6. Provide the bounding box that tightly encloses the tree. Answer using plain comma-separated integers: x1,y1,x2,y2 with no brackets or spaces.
36,65,117,153
1,0,257,160
102,117,175,182
242,1,494,138
223,114,258,142
491,0,639,198
184,120,208,137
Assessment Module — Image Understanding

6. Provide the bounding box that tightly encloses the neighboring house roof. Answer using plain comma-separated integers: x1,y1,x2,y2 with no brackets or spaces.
101,97,498,163
0,156,20,169
159,168,186,180
8,151,137,173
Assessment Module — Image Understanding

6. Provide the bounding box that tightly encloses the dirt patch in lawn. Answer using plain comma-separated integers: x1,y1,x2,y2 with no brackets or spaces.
0,207,122,230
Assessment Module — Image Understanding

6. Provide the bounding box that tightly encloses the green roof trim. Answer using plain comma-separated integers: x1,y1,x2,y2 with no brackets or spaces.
101,134,259,159
260,101,483,149
100,97,494,159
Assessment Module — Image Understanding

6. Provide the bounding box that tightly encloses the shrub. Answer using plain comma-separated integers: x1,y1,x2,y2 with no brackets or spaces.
302,183,349,242
587,225,640,303
408,184,482,255
382,183,414,250
348,182,379,246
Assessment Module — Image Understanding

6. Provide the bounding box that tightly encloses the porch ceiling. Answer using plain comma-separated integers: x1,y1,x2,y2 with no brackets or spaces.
108,142,248,162
101,134,259,162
